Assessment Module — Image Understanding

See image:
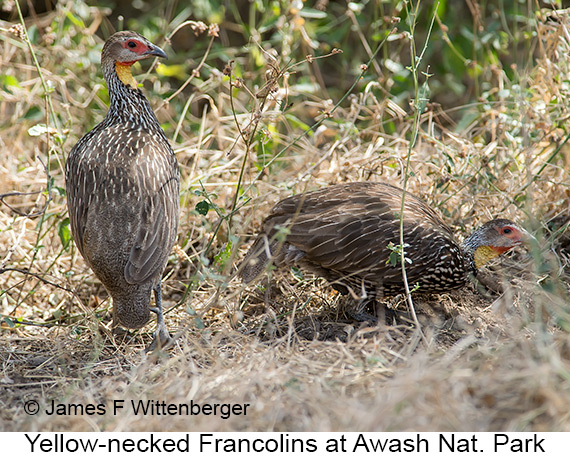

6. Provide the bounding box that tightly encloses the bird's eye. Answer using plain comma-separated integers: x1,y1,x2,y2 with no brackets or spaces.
503,228,512,234
127,41,137,48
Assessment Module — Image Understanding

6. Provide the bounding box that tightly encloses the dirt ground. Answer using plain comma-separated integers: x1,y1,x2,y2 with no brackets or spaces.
2,257,570,431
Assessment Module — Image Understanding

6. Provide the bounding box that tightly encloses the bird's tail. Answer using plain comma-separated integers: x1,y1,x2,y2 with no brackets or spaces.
239,235,274,283
113,287,152,329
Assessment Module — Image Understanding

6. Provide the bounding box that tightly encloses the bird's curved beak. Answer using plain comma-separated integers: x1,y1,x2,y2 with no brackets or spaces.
145,44,168,60
519,226,537,246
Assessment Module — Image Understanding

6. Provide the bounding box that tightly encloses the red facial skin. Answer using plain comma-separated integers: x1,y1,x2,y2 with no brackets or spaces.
491,225,525,254
117,39,154,66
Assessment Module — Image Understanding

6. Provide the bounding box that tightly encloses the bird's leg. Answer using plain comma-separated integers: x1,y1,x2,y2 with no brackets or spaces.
347,306,378,323
346,295,378,324
340,281,378,323
383,294,415,325
145,284,172,352
348,293,411,325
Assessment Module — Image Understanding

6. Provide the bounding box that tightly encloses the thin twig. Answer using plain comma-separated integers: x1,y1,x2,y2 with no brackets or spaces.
0,156,52,218
158,33,216,111
14,1,58,308
0,268,74,294
397,0,439,347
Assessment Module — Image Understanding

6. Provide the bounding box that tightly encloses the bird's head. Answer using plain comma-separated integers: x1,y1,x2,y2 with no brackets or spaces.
102,31,167,89
463,219,529,270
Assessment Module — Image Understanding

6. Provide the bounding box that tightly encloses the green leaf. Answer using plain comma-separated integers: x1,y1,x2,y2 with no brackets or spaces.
58,218,71,250
388,249,400,267
0,75,20,93
2,317,16,328
24,106,43,121
186,306,197,316
386,242,412,267
284,113,312,132
65,10,86,28
54,186,66,197
214,240,233,270
195,200,210,216
299,8,328,19
156,63,188,80
417,79,430,113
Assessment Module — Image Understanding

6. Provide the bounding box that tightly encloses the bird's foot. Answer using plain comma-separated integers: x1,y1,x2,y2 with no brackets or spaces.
145,323,172,353
346,308,378,324
145,303,172,352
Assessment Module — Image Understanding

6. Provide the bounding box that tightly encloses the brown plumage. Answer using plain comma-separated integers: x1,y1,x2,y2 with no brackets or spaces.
65,31,179,350
240,182,526,307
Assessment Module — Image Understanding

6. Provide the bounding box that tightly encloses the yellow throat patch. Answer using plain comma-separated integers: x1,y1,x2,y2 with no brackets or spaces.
115,62,138,89
473,245,502,269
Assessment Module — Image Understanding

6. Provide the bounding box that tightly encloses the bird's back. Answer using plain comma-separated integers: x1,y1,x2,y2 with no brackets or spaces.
241,182,466,295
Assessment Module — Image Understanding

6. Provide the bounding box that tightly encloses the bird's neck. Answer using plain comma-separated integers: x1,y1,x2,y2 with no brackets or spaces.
462,235,507,271
101,60,162,130
114,62,138,89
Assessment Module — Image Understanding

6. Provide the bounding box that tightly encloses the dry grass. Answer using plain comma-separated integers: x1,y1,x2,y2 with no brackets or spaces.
1,3,570,432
